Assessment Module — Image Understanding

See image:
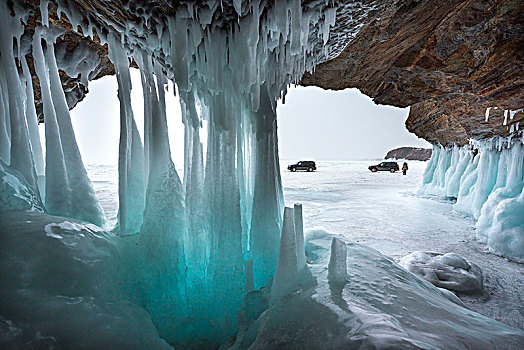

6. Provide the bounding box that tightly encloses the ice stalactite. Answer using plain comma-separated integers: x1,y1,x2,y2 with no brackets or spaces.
180,89,205,265
117,0,335,343
0,2,39,195
32,28,104,226
107,34,145,235
420,138,524,262
135,55,188,343
32,28,71,217
249,84,283,288
21,55,45,198
0,64,11,163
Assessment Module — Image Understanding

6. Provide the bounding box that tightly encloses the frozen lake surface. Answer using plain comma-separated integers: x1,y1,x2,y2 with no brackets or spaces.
88,160,524,330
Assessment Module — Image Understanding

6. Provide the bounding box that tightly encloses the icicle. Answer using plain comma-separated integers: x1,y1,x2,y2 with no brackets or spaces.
485,107,491,122
0,61,11,163
420,139,524,263
107,33,145,234
45,35,105,226
0,3,39,194
249,84,282,288
135,56,188,342
33,28,72,217
40,0,49,27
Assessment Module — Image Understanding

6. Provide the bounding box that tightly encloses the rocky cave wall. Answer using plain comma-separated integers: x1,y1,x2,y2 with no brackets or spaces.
302,0,524,145
13,0,524,146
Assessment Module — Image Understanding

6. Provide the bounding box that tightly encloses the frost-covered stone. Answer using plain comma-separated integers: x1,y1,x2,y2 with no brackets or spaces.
399,251,483,293
328,237,347,283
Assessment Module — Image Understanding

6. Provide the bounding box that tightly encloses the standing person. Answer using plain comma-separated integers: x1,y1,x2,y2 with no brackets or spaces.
402,162,408,175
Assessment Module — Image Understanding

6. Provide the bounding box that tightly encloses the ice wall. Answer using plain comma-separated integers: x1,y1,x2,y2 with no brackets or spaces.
102,1,343,345
0,0,367,346
420,137,524,262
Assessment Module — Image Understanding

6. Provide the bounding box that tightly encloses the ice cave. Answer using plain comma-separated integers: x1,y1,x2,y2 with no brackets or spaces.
0,0,523,349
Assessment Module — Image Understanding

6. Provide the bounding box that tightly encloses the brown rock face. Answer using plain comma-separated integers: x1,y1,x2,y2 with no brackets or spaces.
385,147,432,161
302,0,524,145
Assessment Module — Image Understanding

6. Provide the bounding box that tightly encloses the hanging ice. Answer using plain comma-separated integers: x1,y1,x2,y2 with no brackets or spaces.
0,0,382,346
0,2,39,195
420,138,524,262
107,34,145,235
32,27,104,226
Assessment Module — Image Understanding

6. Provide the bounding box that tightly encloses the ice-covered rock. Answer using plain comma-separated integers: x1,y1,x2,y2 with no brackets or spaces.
327,237,347,283
399,251,483,293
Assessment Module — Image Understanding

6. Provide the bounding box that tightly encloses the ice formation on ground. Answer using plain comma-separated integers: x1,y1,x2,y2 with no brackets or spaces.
420,138,524,263
328,237,348,283
2,212,523,349
231,228,524,349
0,211,171,350
399,251,483,293
270,207,299,302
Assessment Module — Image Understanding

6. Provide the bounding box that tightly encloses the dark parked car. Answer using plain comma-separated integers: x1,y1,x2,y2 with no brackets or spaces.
288,161,316,172
368,161,399,173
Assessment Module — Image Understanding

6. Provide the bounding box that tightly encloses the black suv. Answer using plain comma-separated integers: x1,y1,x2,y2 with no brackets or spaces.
368,161,399,173
288,161,316,172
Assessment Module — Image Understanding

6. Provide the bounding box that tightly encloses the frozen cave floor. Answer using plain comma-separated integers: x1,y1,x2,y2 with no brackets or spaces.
1,209,523,349
280,161,524,330
2,160,523,349
89,160,524,331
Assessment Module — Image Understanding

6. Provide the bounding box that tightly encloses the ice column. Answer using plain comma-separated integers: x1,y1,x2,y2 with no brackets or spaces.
34,29,105,226
136,57,188,342
32,28,72,217
21,55,45,198
250,85,283,288
294,203,307,271
271,207,299,302
180,89,206,265
107,34,145,234
328,238,348,284
202,90,245,333
0,3,39,194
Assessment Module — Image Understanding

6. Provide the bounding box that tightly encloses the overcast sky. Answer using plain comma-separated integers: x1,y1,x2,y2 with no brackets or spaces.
56,69,430,166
